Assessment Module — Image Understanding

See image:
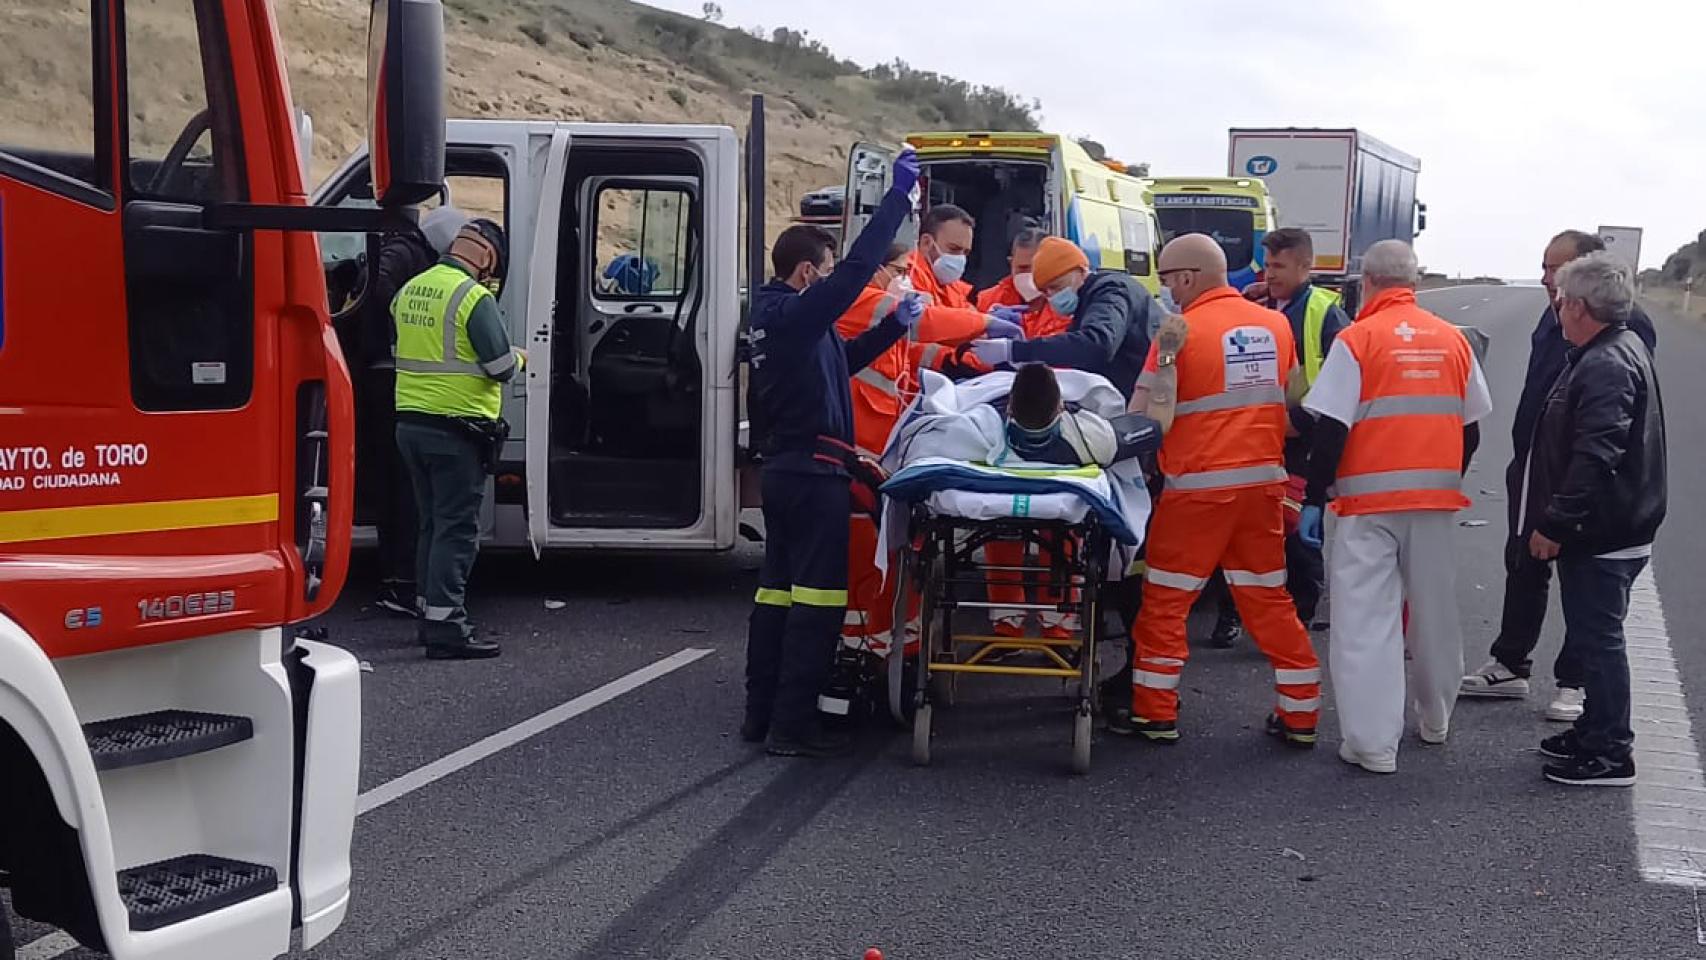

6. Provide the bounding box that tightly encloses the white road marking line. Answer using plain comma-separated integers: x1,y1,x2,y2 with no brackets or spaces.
17,933,80,960
358,646,715,813
1626,567,1706,886
14,647,717,958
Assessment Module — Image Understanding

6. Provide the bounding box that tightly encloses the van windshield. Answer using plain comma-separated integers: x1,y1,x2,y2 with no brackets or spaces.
1155,199,1257,273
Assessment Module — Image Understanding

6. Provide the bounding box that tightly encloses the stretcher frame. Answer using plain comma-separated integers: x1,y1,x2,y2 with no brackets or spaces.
887,507,1110,774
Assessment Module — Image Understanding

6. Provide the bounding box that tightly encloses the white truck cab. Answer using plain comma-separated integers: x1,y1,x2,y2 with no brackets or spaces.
315,120,747,553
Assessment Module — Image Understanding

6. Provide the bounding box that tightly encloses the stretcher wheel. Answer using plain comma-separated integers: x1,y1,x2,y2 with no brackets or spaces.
912,703,933,766
1070,706,1092,775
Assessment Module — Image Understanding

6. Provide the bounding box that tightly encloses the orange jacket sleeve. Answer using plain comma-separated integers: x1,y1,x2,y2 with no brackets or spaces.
916,304,989,346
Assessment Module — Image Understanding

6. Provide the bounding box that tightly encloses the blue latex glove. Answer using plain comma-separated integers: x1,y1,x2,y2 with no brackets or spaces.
895,293,924,329
989,304,1029,326
891,147,921,196
983,316,1027,340
1298,504,1324,549
968,339,1012,368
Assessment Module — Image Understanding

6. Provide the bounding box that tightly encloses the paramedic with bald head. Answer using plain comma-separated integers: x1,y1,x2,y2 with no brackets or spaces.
1117,233,1321,749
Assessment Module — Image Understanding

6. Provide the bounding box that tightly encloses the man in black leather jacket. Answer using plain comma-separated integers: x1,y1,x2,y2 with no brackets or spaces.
1524,252,1666,787
1462,229,1657,719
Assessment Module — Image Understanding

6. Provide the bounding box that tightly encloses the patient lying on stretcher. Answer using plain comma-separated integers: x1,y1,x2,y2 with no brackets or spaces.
995,363,1157,469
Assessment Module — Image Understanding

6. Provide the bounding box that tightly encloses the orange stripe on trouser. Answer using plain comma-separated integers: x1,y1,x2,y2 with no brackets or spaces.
1131,483,1320,730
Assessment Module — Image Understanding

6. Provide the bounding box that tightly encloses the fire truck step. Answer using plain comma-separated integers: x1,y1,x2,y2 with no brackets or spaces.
83,710,254,772
118,854,278,931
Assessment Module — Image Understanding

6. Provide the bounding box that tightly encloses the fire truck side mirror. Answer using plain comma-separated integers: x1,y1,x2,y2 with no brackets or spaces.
367,0,446,207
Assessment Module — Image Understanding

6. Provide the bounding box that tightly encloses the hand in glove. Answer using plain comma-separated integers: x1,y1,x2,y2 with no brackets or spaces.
891,147,921,197
983,316,1027,340
989,304,1029,326
968,339,1012,368
895,293,924,329
1298,504,1324,549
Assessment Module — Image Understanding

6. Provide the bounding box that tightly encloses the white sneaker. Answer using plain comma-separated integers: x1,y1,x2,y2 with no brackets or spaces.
1459,660,1531,699
1338,741,1398,774
1546,686,1586,722
1418,721,1449,745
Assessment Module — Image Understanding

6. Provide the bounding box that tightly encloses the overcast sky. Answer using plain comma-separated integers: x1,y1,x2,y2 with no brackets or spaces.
644,0,1702,278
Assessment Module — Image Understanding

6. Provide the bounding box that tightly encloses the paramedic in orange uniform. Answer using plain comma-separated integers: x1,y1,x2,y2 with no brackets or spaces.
1116,233,1321,748
836,243,950,651
911,204,1028,347
975,226,1073,340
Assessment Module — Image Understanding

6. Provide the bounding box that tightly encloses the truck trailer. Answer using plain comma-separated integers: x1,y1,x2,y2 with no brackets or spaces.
1228,128,1425,311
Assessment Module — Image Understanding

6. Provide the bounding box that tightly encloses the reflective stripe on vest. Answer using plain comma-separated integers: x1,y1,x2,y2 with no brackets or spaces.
1300,286,1339,386
393,263,503,420
1355,395,1464,421
1174,384,1286,416
853,366,899,397
1334,294,1473,516
1334,468,1462,498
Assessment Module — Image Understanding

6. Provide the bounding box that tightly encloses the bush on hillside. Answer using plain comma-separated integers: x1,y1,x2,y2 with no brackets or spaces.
867,60,1040,131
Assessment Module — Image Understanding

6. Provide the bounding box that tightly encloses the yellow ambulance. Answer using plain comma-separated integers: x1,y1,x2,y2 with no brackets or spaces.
840,133,1163,296
1147,176,1279,291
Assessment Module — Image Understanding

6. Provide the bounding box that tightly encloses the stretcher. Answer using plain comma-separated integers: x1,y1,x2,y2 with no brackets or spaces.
870,369,1152,775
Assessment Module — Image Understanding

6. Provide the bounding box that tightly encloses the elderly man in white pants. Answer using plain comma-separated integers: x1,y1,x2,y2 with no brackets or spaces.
1295,241,1493,773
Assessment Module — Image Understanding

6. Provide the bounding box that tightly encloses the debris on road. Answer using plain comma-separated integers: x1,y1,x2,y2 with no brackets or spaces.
1282,847,1306,861
358,660,374,673
1459,519,1489,528
544,599,567,610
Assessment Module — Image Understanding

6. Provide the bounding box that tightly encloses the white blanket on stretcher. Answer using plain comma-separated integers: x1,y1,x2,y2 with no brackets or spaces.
874,369,1152,581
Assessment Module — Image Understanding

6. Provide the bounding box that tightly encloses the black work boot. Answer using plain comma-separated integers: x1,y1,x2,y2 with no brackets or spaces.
1209,608,1244,649
421,619,501,660
765,721,853,758
740,704,771,744
1265,713,1317,750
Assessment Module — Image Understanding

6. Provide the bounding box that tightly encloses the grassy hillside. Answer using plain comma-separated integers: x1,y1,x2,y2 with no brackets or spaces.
274,0,1039,242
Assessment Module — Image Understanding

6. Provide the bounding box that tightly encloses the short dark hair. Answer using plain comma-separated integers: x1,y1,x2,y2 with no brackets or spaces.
1012,225,1049,253
882,241,913,265
1262,227,1314,261
921,204,975,237
1551,229,1605,258
772,224,837,279
1008,363,1062,430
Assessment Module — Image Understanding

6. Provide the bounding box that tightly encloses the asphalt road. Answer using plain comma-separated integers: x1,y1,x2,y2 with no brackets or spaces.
10,283,1706,960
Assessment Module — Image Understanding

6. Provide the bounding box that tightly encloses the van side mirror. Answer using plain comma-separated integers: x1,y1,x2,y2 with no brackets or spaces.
1416,201,1428,235
367,0,445,207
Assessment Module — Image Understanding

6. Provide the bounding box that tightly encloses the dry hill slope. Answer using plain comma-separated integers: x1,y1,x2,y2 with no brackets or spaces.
5,0,1042,242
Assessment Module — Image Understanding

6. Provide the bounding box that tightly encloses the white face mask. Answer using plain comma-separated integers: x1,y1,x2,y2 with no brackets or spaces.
933,252,967,286
1013,271,1041,302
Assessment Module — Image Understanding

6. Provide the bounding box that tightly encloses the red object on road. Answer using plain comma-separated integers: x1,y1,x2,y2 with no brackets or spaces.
865,950,885,960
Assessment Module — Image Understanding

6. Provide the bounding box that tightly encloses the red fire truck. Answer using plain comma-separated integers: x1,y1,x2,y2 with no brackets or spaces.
0,1,445,957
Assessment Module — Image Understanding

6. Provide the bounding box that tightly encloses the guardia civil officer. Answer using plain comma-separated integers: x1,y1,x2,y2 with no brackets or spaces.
392,219,522,660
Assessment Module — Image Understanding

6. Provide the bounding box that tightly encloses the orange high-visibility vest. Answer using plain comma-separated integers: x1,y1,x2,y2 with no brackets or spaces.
1154,287,1294,492
835,283,965,457
1333,287,1474,516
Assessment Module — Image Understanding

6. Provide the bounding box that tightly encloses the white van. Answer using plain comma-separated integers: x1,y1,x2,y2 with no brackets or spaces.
315,119,754,554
